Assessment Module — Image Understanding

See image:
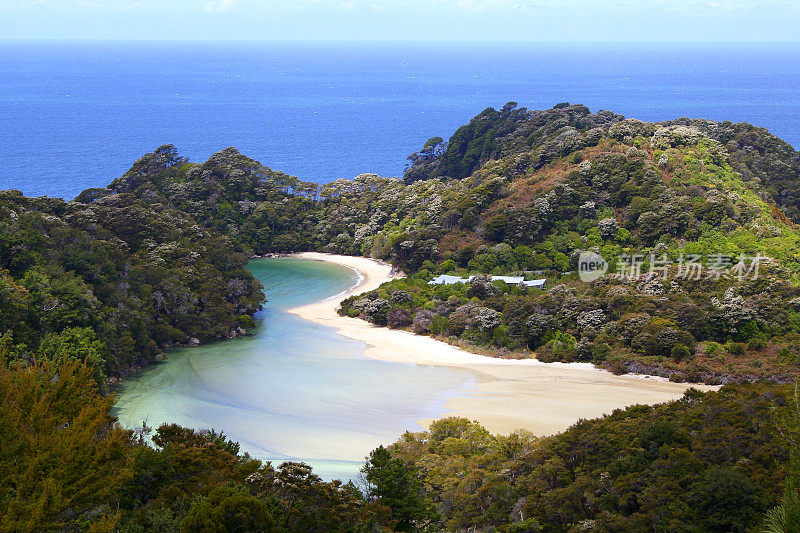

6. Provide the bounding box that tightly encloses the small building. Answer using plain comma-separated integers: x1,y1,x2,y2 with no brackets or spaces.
521,279,546,288
429,274,546,289
488,275,525,284
429,274,470,285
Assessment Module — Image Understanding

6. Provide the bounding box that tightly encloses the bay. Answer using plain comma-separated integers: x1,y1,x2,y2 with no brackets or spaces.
112,257,475,480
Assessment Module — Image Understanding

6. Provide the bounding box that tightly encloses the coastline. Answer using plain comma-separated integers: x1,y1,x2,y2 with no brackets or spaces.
287,252,719,436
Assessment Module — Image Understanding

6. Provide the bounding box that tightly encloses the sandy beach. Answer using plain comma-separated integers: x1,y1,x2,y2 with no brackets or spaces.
287,252,718,436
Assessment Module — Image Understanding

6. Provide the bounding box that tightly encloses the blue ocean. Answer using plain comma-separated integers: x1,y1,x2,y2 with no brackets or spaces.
2,41,799,200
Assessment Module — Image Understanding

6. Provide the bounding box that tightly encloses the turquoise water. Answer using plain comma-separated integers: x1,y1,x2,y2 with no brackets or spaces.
112,257,475,480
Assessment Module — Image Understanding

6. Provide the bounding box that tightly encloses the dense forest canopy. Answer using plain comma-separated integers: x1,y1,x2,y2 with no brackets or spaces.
4,102,800,531
70,102,800,384
0,190,263,386
88,104,800,273
4,102,800,382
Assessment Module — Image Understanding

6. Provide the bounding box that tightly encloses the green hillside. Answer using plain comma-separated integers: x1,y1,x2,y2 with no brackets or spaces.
55,103,800,383
0,190,264,385
4,103,800,531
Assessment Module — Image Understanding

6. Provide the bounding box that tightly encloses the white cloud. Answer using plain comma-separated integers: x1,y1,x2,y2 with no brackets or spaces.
78,0,106,8
213,0,797,13
203,0,237,12
3,0,45,8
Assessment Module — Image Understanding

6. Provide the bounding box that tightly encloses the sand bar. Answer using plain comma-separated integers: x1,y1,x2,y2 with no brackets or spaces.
287,252,718,436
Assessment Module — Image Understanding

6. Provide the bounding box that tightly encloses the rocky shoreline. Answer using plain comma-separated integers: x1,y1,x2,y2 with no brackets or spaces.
106,326,252,387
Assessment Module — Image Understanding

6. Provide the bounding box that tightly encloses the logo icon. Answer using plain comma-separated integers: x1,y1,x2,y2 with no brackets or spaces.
578,251,608,282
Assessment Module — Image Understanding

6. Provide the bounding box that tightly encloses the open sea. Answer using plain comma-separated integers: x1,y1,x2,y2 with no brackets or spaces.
1,41,799,199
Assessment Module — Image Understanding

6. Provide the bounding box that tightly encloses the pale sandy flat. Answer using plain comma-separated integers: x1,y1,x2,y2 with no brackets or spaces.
287,252,718,436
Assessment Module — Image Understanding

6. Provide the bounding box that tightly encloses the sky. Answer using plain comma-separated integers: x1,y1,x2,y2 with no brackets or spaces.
1,0,799,41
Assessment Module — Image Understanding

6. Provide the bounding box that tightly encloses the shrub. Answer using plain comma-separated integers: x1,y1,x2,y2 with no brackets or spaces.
386,308,413,329
537,331,578,363
429,315,449,335
726,342,747,356
412,310,434,333
576,309,607,332
748,336,767,351
779,346,800,366
414,268,432,281
363,298,391,325
671,343,692,361
466,275,500,299
447,311,471,336
471,307,502,331
390,290,414,304
642,327,695,357
705,341,723,356
592,342,612,363
525,313,557,343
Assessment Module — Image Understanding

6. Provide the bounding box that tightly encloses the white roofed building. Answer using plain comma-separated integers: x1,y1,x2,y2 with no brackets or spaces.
428,274,470,285
429,274,546,288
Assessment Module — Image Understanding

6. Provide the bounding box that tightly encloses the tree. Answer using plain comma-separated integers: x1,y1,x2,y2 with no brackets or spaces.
361,445,437,532
687,466,760,531
405,137,446,170
670,343,692,361
179,484,275,533
0,359,133,531
598,217,619,240
762,384,800,533
466,275,499,299
387,308,413,329
38,326,108,388
149,423,239,497
244,461,379,532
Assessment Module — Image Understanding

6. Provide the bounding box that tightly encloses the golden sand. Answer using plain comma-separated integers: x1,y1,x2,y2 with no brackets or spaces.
287,252,717,436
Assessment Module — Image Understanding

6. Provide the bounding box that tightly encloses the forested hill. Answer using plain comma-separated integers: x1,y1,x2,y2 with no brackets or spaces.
4,104,800,532
95,103,800,265
404,102,800,221
80,103,800,384
403,102,625,182
0,190,264,385
4,102,800,385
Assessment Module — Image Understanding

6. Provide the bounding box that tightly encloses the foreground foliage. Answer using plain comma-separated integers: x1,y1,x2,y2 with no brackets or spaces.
1,357,794,532
0,359,389,532
0,359,133,531
388,384,793,532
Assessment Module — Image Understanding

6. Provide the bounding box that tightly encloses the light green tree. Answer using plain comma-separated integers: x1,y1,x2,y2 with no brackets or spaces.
762,384,800,533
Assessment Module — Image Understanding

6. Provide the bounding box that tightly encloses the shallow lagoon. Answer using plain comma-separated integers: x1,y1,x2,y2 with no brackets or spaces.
113,258,475,480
